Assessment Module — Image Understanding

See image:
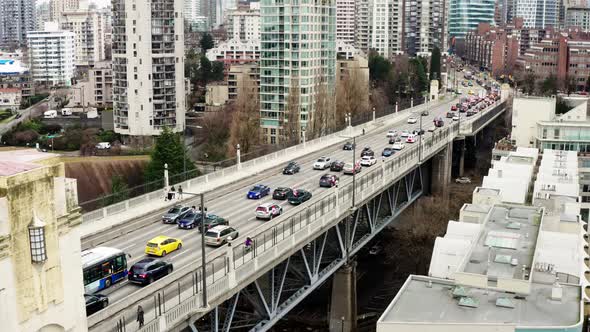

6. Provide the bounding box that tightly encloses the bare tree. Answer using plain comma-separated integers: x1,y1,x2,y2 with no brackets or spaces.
228,75,260,155
308,78,335,139
280,79,301,146
337,67,369,128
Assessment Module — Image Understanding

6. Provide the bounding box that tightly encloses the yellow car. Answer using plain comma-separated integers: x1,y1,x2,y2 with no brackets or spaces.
145,235,183,257
468,89,474,95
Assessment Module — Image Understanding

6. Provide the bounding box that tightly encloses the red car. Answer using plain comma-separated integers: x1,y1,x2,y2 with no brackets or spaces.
451,105,457,111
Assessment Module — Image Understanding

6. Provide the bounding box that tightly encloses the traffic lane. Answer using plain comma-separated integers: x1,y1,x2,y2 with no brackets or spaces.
94,95,464,300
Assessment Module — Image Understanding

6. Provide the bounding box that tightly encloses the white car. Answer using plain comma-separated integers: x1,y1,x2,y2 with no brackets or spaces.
427,126,437,132
255,203,283,220
360,155,377,167
407,117,418,124
386,129,397,138
392,142,405,150
455,177,472,184
406,135,417,143
400,130,410,138
313,157,331,170
452,115,460,121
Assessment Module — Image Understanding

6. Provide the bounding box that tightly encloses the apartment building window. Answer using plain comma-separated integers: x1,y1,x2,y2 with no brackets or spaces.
554,128,560,139
542,128,547,139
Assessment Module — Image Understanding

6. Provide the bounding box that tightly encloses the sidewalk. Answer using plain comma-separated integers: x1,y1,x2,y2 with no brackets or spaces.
79,99,441,239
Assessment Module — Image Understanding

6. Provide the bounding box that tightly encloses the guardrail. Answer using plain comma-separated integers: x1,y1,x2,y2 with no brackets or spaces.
81,97,445,225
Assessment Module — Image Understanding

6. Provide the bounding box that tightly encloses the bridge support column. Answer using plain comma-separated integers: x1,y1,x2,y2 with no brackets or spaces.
431,141,452,198
329,262,357,332
458,139,465,177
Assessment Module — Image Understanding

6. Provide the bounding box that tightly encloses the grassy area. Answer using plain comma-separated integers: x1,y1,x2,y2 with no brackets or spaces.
0,114,15,124
60,155,150,163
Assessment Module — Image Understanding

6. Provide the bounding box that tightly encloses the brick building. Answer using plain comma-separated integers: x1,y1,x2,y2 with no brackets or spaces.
464,23,519,76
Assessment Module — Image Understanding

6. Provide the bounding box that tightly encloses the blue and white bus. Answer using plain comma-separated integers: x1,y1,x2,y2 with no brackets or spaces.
82,247,128,294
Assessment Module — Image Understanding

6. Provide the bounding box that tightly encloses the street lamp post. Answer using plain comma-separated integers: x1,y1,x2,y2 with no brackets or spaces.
200,193,208,307
184,125,203,180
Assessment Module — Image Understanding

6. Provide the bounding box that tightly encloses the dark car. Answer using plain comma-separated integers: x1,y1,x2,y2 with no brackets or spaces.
282,161,300,175
197,214,229,233
382,147,395,157
466,110,476,117
162,205,191,224
273,187,293,200
247,184,271,199
446,112,454,118
388,137,399,144
433,117,444,127
343,141,355,150
361,147,374,157
421,110,429,116
412,129,425,136
85,294,108,316
177,210,202,229
330,160,345,171
288,189,312,205
128,258,173,285
319,174,339,187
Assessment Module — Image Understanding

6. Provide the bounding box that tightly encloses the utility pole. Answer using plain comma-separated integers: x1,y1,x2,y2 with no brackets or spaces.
200,193,207,307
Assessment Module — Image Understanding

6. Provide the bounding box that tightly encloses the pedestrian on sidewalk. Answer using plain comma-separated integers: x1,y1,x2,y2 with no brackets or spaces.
178,185,183,199
362,128,365,135
170,185,176,200
164,186,170,201
137,305,144,328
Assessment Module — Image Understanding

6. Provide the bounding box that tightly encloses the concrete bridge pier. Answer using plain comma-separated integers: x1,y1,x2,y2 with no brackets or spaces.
431,141,453,198
329,262,357,332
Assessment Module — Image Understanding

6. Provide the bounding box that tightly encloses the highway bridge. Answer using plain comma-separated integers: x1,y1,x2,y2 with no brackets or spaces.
82,86,510,332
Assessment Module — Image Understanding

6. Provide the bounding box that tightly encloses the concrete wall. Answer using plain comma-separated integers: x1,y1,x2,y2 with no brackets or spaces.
377,323,515,332
512,97,555,147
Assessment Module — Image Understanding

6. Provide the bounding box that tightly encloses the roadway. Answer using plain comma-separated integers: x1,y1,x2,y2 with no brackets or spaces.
86,88,488,309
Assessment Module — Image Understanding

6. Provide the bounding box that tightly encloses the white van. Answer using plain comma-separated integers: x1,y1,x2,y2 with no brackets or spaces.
96,142,111,150
61,108,72,116
44,110,58,118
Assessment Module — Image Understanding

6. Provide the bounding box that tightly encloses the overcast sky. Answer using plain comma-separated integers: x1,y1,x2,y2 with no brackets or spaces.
38,0,110,8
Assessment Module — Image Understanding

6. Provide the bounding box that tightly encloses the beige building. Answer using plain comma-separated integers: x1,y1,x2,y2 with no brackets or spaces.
49,0,79,22
205,83,229,106
88,61,112,107
0,87,22,111
0,149,86,331
60,3,107,67
227,63,259,100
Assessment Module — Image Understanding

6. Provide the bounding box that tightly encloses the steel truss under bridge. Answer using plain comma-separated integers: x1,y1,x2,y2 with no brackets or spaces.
189,166,425,332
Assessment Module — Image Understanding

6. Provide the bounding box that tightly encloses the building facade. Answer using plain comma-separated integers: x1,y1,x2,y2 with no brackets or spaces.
448,0,497,39
227,63,260,100
370,0,403,57
565,6,590,32
0,0,36,47
514,0,560,28
112,0,186,140
27,23,76,86
464,22,520,76
49,0,79,22
0,150,87,332
0,58,34,98
61,6,107,67
88,61,112,107
259,0,336,144
36,2,51,30
336,0,355,44
226,2,260,42
354,0,371,53
403,0,448,56
206,39,260,65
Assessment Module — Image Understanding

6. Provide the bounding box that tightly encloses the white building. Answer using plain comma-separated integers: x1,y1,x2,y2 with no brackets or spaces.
336,0,355,44
511,96,556,147
49,0,80,22
112,0,186,142
27,22,76,86
514,0,560,28
0,0,36,46
354,0,371,53
565,6,590,32
378,147,587,332
0,87,22,111
226,2,260,42
61,3,107,67
206,39,260,65
370,0,403,57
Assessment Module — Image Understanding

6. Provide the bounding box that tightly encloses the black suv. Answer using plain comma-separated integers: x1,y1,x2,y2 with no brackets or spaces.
85,294,108,316
343,142,355,150
273,187,293,200
128,258,173,285
361,147,374,157
282,161,300,175
330,160,345,171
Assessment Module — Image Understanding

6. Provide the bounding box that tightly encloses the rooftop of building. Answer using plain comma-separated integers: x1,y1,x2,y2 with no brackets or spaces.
0,58,28,75
0,148,60,176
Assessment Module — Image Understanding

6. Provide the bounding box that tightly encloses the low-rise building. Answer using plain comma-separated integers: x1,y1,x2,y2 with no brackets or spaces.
0,87,22,111
378,147,586,332
565,6,590,32
227,63,259,100
0,58,33,98
205,82,229,106
205,39,260,66
88,61,112,107
464,22,520,76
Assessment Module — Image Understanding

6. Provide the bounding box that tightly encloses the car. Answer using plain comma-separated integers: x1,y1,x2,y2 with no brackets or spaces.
198,214,229,232
427,126,437,132
406,135,417,143
343,162,362,175
468,81,473,86
342,141,355,150
412,129,425,136
468,89,474,95
313,157,332,170
460,106,468,113
85,294,108,316
407,116,418,124
319,174,339,187
177,210,203,229
452,115,460,121
400,130,410,137
388,136,398,144
382,147,395,157
247,184,271,199
282,161,300,175
450,105,457,111
446,112,454,118
434,117,444,127
330,160,345,172
386,129,398,138
204,226,239,247
360,155,377,167
455,177,472,184
466,110,476,117
162,205,191,224
128,258,173,285
392,141,405,150
361,148,374,157
273,187,293,200
288,189,313,205
421,110,429,116
255,203,283,220
455,103,462,108
145,235,182,257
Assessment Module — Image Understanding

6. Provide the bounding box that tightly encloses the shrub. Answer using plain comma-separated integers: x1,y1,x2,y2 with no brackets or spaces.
14,130,39,145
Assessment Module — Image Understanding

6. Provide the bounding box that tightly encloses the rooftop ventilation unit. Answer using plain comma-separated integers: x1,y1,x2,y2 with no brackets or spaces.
495,297,516,309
